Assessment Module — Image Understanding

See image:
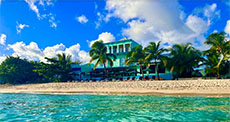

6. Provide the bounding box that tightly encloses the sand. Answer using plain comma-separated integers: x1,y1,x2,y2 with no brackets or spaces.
0,79,230,97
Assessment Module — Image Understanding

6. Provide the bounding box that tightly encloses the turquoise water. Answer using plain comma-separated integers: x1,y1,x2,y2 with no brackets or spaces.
0,94,229,122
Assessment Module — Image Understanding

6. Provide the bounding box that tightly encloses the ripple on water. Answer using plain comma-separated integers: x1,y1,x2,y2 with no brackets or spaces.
0,94,229,122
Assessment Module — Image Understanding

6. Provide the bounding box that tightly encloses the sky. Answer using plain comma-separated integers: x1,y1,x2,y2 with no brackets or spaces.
0,0,230,64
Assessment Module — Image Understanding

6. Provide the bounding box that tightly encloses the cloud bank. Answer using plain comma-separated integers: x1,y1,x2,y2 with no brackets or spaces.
8,41,90,64
104,0,220,49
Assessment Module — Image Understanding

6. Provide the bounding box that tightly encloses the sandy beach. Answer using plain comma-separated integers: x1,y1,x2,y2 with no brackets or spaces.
0,79,230,97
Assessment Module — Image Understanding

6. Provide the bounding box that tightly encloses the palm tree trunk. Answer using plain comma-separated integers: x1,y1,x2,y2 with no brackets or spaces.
217,67,220,79
140,64,144,78
155,59,159,80
103,63,107,79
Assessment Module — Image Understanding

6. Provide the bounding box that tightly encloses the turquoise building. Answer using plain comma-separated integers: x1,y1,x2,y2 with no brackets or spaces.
96,38,139,68
72,38,172,81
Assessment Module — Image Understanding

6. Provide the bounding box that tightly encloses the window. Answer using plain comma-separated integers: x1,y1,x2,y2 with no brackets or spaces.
113,46,117,53
125,44,131,52
119,45,124,53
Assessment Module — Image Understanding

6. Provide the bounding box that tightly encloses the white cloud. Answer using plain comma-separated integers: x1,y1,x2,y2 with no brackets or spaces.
88,32,115,47
8,42,44,61
47,13,57,28
105,0,218,49
39,0,53,6
95,12,103,28
95,12,111,29
64,44,90,64
16,22,29,34
0,34,6,45
8,41,90,64
25,0,41,18
193,3,220,26
0,56,6,64
204,3,220,25
225,20,230,35
186,15,209,34
76,15,88,24
42,43,65,60
213,30,218,33
105,0,196,46
204,3,217,17
24,0,57,28
78,50,91,64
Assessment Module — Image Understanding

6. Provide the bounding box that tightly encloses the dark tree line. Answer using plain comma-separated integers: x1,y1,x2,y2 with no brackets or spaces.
0,53,79,84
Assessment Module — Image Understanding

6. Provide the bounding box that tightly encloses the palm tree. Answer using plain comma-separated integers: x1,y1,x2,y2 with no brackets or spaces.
125,45,147,78
202,50,221,77
203,32,230,79
165,43,202,79
144,41,166,79
89,40,116,79
45,53,74,82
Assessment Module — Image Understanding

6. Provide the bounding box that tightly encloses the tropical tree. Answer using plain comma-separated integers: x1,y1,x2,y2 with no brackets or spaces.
89,40,116,79
125,45,148,78
202,50,221,77
203,32,230,78
34,53,75,82
0,56,39,84
165,43,203,79
144,41,167,79
33,62,58,82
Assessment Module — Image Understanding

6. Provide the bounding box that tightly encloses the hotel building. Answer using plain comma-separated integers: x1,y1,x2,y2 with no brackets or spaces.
72,38,172,81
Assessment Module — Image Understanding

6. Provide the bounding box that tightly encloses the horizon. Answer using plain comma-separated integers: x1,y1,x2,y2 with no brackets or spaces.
0,0,230,63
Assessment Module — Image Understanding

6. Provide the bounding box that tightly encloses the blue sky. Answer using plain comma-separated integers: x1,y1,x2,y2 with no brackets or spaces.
0,0,230,63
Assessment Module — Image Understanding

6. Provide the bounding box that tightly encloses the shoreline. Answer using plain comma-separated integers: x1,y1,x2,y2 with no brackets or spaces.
0,79,230,97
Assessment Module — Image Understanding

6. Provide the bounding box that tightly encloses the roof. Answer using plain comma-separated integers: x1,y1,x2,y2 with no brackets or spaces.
104,39,139,45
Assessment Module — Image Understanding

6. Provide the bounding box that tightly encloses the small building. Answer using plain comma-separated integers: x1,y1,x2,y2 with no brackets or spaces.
72,38,172,81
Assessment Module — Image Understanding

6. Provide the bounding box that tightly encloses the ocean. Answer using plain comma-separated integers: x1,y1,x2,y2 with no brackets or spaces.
0,93,229,121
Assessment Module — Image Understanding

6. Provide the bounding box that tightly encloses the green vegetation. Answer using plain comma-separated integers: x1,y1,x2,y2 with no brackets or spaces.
123,32,229,79
0,32,229,84
165,43,203,79
89,40,116,78
0,56,39,84
125,45,147,78
203,32,230,78
144,41,166,79
34,53,76,82
0,53,78,84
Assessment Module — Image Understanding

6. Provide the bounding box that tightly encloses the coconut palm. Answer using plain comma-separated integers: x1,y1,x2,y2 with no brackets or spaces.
89,40,116,78
202,50,221,77
125,45,148,78
144,41,167,79
203,32,230,78
44,53,74,81
165,43,203,79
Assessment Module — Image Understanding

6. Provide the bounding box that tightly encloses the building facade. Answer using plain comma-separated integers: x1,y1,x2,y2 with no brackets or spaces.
72,38,172,81
96,38,139,68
